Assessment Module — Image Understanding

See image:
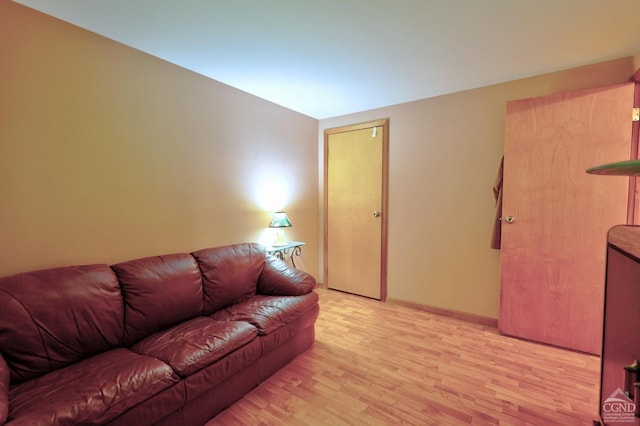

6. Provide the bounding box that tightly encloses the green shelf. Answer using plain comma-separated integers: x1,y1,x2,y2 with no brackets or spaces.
586,159,640,176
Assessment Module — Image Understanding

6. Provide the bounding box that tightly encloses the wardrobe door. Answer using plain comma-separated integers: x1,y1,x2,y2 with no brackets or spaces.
499,82,635,354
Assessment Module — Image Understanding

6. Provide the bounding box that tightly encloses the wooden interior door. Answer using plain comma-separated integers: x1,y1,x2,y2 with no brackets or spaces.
500,82,635,354
325,119,388,300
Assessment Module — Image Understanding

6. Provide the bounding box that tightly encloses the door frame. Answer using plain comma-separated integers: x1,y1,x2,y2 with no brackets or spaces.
323,118,389,301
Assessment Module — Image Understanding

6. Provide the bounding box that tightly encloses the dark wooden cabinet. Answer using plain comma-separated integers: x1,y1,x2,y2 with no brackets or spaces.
598,225,640,425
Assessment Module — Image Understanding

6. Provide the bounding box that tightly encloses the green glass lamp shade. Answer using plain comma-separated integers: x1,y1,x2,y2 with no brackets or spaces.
586,159,640,176
269,212,292,228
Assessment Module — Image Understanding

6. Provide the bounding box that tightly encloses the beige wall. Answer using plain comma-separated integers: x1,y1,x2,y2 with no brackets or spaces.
1,1,635,321
320,58,634,319
0,2,319,277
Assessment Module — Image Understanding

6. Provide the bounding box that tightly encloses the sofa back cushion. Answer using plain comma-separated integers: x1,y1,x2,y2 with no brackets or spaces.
112,253,204,345
191,243,264,314
0,264,124,384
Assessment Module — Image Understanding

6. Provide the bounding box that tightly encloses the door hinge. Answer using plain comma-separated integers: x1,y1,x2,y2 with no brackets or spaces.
633,108,640,122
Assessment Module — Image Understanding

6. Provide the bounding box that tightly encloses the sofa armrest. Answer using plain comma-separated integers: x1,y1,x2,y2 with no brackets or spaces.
0,353,9,424
258,255,316,296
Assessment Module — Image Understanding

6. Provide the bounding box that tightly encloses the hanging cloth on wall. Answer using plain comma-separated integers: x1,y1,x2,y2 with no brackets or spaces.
490,155,504,249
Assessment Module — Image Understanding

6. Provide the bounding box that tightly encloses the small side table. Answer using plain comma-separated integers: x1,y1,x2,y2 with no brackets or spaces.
265,241,305,268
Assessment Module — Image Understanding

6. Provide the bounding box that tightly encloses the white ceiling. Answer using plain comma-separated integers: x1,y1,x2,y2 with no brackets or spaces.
13,0,640,119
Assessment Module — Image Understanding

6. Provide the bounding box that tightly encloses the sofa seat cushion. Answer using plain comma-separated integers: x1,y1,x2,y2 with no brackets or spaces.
259,303,320,355
131,317,258,377
8,348,178,425
209,292,319,336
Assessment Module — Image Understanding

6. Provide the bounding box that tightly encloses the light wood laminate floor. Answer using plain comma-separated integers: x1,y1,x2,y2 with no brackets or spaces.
211,288,600,425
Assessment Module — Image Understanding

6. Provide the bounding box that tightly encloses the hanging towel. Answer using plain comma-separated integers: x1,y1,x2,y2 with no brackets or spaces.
490,156,504,249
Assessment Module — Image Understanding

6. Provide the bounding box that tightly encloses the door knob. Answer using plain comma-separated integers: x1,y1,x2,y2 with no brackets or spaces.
503,216,515,223
372,211,381,217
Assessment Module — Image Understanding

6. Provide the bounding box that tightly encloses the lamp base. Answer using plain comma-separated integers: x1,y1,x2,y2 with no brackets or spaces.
272,229,288,246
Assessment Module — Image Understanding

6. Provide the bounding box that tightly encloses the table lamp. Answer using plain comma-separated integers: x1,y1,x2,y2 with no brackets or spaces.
269,211,292,246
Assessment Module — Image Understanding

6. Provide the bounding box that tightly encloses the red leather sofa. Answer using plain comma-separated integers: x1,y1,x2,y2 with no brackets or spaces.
0,243,319,425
